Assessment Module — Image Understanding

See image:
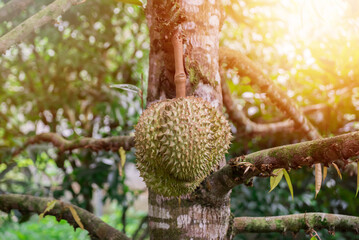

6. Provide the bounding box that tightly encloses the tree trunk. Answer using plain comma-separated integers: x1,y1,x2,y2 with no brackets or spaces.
146,0,231,239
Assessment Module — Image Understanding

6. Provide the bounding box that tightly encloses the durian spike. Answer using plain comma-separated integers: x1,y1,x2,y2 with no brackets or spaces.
172,30,186,98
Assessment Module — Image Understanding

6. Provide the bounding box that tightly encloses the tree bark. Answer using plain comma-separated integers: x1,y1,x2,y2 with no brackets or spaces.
234,213,359,234
146,0,231,239
13,132,135,156
204,130,359,198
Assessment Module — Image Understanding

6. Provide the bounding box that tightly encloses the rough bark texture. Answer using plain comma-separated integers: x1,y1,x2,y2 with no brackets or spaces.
146,0,231,239
234,213,359,234
146,0,223,107
0,194,129,240
205,131,359,196
0,0,34,22
148,194,231,239
0,0,82,54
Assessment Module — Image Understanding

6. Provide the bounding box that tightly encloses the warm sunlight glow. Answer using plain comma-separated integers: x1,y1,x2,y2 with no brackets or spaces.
282,0,348,41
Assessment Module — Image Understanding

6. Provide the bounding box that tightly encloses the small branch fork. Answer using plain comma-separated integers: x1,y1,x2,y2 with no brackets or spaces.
221,75,327,135
221,77,295,135
0,194,129,240
219,47,321,139
219,46,323,195
233,213,359,234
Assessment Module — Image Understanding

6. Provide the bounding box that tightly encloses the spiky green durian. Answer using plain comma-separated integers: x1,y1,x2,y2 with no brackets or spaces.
135,97,231,197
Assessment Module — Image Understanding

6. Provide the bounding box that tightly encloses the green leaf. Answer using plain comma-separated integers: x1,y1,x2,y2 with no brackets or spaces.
39,200,57,220
269,169,284,192
110,84,141,94
310,237,317,240
283,169,294,200
118,147,126,177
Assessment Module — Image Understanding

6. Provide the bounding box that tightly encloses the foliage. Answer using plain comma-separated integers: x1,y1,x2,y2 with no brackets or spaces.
0,204,148,240
0,0,148,238
0,0,359,239
0,215,89,240
223,0,359,239
0,0,148,212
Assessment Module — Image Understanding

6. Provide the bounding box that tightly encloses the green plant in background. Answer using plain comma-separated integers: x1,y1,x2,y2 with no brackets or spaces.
0,215,89,240
1,0,359,239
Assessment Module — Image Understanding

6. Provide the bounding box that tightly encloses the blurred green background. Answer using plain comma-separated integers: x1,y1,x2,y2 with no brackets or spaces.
0,0,359,239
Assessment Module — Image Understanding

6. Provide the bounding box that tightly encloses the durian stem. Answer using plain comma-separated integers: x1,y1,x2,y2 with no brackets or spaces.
172,31,186,98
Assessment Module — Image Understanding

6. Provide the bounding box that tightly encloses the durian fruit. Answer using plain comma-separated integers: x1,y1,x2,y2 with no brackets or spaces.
135,96,231,197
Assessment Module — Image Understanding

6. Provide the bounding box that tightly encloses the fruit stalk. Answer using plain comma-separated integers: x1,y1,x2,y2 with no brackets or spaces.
172,30,186,98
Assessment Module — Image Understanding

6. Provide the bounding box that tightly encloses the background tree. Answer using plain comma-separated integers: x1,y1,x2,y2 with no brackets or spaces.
0,0,359,239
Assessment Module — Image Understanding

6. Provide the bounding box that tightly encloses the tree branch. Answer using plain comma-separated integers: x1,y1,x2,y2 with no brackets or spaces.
197,131,359,206
219,46,323,196
0,162,17,180
221,76,294,135
233,213,359,234
13,132,135,156
219,47,321,140
301,103,328,114
0,194,130,240
0,0,34,22
0,0,82,54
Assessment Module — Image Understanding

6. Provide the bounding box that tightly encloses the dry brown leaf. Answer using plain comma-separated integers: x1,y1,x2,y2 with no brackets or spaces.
67,205,84,230
315,164,322,198
323,166,327,182
332,162,342,180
